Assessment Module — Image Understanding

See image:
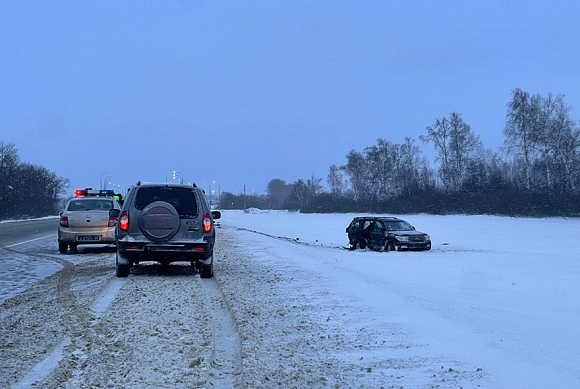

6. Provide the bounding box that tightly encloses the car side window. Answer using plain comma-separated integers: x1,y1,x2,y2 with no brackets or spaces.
374,221,384,231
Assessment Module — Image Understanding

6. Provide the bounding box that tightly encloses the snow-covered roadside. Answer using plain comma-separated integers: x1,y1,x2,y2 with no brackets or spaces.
0,216,60,224
2,212,579,388
218,210,580,388
216,226,487,388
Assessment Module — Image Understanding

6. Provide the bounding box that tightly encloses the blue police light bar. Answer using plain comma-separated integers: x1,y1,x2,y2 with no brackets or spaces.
100,190,115,195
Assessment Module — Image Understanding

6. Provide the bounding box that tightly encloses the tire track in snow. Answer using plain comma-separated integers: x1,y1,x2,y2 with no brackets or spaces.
201,276,244,388
234,226,344,250
2,244,126,388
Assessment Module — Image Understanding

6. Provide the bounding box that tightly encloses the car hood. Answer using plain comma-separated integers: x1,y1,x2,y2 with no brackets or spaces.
387,229,428,236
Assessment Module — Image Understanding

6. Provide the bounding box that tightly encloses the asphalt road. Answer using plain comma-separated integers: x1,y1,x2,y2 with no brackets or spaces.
0,218,59,247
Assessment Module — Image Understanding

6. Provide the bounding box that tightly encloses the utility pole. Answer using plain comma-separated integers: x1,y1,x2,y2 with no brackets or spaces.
243,185,247,211
205,180,212,207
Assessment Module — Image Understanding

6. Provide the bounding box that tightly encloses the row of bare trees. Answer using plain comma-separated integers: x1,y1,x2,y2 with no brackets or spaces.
0,142,69,220
504,88,580,193
220,88,580,216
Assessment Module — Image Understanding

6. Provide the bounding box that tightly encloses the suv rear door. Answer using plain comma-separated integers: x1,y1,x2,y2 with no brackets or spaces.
133,186,203,241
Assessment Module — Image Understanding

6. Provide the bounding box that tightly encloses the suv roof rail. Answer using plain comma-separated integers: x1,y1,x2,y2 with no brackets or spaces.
136,180,141,186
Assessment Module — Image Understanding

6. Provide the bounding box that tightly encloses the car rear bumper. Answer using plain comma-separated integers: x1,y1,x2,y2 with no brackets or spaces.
58,228,116,244
117,240,213,263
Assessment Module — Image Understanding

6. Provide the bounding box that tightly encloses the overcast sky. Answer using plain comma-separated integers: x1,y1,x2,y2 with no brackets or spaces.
2,1,579,195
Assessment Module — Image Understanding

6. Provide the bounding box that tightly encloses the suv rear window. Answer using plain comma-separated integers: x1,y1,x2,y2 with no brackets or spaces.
134,187,198,217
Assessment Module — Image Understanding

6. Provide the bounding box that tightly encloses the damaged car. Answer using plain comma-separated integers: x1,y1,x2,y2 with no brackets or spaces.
346,216,431,252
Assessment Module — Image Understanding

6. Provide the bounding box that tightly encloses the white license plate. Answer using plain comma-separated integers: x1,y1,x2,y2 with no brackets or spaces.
77,235,100,241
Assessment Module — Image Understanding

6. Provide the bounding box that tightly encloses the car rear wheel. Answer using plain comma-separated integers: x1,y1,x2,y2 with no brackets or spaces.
116,265,130,277
58,243,68,254
199,255,213,278
116,252,130,277
385,241,396,252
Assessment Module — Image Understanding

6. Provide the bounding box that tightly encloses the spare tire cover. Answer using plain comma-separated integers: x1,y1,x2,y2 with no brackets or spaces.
139,201,180,242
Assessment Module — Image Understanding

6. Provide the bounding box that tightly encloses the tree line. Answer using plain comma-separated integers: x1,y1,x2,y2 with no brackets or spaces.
221,89,580,217
0,142,69,220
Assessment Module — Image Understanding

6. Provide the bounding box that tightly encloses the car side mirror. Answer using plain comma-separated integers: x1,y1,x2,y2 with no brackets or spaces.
412,226,416,230
211,210,221,220
109,209,121,218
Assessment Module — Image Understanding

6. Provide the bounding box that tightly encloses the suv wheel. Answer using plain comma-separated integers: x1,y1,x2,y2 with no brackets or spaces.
116,252,130,277
199,255,213,278
116,263,130,277
385,241,396,252
58,242,68,254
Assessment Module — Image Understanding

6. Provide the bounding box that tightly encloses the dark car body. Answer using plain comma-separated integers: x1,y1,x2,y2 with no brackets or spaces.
346,216,431,252
114,181,221,277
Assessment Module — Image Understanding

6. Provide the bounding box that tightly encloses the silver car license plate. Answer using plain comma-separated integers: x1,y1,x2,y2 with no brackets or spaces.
77,236,100,241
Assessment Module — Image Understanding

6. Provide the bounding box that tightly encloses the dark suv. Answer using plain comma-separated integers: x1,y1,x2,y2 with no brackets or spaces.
346,216,431,252
114,181,221,277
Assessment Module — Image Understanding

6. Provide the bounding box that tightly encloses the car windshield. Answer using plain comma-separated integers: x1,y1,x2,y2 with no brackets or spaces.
68,199,113,211
382,220,413,231
134,187,198,217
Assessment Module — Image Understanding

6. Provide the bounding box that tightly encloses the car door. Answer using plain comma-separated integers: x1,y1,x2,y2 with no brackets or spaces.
369,220,384,248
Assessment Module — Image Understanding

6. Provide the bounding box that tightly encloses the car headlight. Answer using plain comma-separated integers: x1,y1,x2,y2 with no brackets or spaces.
425,234,431,241
395,235,409,242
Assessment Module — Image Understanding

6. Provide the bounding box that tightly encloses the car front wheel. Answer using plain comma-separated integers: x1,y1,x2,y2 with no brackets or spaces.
385,241,396,252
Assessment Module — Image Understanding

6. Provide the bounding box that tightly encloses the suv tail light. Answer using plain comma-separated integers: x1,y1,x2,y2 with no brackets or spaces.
59,216,69,228
108,215,118,227
119,211,129,231
203,213,212,233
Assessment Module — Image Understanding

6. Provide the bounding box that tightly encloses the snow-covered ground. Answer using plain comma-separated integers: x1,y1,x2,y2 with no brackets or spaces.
220,210,580,388
1,211,579,388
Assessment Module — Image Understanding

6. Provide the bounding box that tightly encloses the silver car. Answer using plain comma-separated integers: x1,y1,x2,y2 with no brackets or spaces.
58,190,121,253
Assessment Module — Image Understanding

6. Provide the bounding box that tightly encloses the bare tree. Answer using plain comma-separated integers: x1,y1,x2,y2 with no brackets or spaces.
421,112,481,192
342,149,375,208
0,142,20,219
327,164,345,200
0,142,69,219
536,94,579,192
504,89,580,193
503,88,542,190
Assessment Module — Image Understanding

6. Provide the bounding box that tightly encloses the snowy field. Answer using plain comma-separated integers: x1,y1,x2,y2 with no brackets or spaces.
1,211,579,388
220,210,580,388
